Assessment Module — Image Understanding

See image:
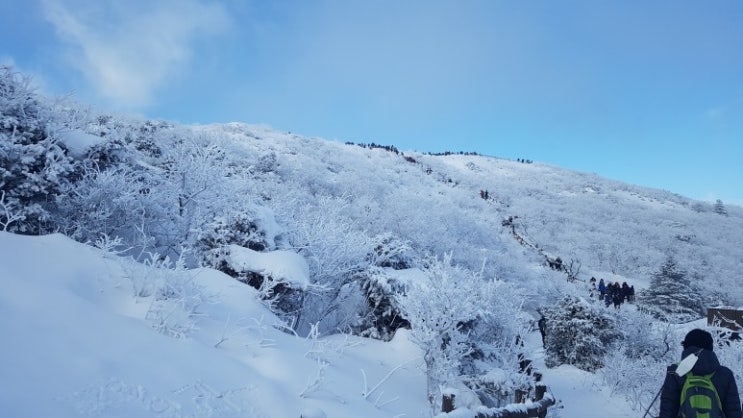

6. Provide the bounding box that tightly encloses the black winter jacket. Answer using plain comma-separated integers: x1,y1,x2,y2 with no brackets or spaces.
658,346,742,418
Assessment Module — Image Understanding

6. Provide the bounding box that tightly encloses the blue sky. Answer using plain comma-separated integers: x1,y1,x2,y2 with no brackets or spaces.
2,1,742,205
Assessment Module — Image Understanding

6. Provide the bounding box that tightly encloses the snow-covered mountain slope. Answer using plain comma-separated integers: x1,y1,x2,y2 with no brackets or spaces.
194,122,743,304
0,232,428,417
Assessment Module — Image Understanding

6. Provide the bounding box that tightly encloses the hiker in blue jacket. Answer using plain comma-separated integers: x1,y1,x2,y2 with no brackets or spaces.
658,329,742,418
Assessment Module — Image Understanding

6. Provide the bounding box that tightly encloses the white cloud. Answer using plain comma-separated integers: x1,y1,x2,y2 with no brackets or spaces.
42,0,229,108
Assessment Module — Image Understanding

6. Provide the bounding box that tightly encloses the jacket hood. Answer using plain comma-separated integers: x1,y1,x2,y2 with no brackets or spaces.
682,346,721,375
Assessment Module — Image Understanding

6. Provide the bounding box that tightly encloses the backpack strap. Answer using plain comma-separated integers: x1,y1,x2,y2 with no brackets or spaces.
666,363,679,376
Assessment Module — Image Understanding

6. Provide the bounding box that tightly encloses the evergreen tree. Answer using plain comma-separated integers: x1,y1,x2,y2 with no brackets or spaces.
714,199,728,216
0,65,74,234
353,266,410,341
542,295,619,371
636,256,705,323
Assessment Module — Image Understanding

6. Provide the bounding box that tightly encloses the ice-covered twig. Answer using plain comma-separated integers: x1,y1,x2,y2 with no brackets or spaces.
361,360,411,400
299,359,329,398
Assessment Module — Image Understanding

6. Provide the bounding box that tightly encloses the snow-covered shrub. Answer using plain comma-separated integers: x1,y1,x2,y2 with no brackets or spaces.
61,120,266,261
636,256,706,323
350,234,416,340
197,208,280,261
117,251,211,339
204,244,310,330
80,132,140,171
156,134,236,244
615,309,675,360
277,194,371,283
54,117,184,256
713,332,743,401
352,266,411,341
145,260,210,339
542,294,620,371
366,232,414,269
456,282,533,409
56,164,160,249
397,259,478,412
396,255,531,413
196,208,291,312
599,319,679,413
269,193,374,334
0,65,75,234
84,116,168,163
254,151,278,174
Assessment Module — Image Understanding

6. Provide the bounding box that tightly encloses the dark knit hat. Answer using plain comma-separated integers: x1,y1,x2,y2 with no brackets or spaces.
682,328,714,351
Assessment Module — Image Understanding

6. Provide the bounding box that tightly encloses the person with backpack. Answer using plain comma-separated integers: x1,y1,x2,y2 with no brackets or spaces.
598,278,606,300
658,328,742,418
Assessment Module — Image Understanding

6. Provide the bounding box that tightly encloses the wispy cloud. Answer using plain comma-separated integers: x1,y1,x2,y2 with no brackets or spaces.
42,0,229,108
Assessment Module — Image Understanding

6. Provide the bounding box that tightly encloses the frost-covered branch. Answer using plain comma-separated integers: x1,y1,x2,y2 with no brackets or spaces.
360,361,410,401
299,359,329,398
0,191,24,231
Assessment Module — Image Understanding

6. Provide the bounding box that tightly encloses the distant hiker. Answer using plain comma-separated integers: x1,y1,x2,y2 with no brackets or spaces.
604,281,615,307
537,314,547,347
598,279,606,300
621,282,631,303
658,329,742,418
612,291,622,309
548,257,563,271
612,281,623,309
628,285,635,303
589,279,597,299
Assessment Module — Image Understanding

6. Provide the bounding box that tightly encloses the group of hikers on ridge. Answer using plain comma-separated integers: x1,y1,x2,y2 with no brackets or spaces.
589,277,635,309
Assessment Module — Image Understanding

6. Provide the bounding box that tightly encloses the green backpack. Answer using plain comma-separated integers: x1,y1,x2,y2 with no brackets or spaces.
679,371,723,418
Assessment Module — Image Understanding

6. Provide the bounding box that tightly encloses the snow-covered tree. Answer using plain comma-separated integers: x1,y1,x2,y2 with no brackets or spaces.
352,266,410,341
542,295,619,371
0,65,74,234
396,255,530,412
365,232,414,270
272,194,374,334
156,133,240,250
714,199,728,216
56,163,159,250
196,207,283,267
54,116,175,254
636,256,705,323
350,234,416,340
396,257,480,412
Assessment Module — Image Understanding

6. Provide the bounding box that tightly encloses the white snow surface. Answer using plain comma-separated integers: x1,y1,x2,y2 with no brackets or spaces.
56,129,103,158
0,232,642,417
225,244,310,289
